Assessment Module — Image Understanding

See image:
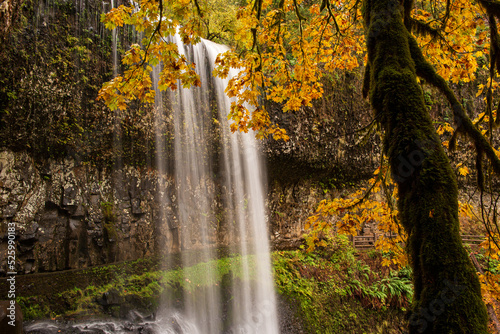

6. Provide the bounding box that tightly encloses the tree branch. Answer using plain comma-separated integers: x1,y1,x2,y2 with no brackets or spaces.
139,0,163,68
407,32,500,176
479,0,500,19
409,18,445,42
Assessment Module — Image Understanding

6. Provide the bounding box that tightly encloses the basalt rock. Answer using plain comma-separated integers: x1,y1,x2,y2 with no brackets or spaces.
0,150,171,275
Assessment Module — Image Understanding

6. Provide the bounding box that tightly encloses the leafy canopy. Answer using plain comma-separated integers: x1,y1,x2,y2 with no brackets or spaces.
98,0,490,140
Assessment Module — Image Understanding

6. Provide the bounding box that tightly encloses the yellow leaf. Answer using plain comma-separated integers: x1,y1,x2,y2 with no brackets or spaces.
458,166,469,176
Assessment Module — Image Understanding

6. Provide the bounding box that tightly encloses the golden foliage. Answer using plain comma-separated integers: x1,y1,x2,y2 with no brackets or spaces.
478,271,500,316
97,0,493,140
305,162,408,268
305,164,500,318
412,0,488,84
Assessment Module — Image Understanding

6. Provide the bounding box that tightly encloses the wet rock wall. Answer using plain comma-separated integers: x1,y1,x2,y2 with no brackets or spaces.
0,150,165,274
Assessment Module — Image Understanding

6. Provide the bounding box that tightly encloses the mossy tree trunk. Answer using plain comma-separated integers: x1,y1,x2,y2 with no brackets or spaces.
362,0,489,332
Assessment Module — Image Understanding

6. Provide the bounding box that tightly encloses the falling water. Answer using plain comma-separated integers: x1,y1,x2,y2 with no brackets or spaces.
174,36,223,334
111,0,118,77
110,0,124,205
153,37,279,333
205,39,279,334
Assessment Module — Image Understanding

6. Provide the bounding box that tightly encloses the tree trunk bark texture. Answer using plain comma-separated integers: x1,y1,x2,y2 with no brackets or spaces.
362,0,489,332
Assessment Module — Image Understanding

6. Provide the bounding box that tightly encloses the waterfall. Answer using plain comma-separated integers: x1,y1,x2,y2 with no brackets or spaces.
111,0,123,206
111,0,118,78
153,37,279,333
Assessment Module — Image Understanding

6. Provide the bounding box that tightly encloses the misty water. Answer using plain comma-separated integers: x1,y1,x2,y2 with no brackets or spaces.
152,36,279,334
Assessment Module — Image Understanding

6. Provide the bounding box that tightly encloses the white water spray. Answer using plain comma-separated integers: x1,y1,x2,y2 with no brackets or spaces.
153,37,279,333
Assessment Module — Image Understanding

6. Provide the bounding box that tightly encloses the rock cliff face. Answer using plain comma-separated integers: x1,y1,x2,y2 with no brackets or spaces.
0,148,370,275
0,150,165,274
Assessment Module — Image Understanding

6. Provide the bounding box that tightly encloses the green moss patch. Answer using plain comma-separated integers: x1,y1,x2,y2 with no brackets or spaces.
14,255,258,320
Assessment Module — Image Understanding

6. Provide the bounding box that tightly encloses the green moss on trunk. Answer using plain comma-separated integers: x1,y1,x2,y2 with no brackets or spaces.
362,0,488,332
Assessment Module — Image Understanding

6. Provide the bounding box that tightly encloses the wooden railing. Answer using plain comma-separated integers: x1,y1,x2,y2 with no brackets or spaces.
353,234,486,249
352,235,379,249
460,234,486,245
